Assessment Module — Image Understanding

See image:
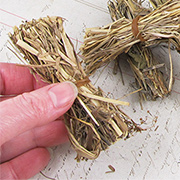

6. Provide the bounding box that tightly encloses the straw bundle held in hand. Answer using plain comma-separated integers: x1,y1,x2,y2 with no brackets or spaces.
9,17,138,161
81,0,180,75
108,0,170,101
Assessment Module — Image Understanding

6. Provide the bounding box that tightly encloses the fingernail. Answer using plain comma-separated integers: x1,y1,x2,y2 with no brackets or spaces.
48,82,78,108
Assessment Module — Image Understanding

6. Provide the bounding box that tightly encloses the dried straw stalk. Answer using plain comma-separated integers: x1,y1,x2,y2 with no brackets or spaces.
149,0,169,8
108,0,170,101
9,17,138,161
81,0,180,74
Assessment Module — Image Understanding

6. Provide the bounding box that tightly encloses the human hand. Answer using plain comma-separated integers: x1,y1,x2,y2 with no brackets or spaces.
0,63,78,179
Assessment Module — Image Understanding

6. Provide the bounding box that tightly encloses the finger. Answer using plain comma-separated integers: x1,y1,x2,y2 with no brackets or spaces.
0,148,50,180
1,119,68,163
0,95,16,102
0,63,48,95
0,81,78,146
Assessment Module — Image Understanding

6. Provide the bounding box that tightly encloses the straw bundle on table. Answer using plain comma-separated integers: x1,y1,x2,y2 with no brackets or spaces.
108,0,171,101
81,0,180,75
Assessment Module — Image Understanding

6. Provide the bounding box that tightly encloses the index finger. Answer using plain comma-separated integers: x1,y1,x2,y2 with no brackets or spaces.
0,82,78,146
0,63,48,95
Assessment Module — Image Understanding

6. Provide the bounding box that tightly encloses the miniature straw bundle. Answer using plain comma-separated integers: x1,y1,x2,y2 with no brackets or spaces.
81,0,180,75
108,0,169,101
9,17,138,161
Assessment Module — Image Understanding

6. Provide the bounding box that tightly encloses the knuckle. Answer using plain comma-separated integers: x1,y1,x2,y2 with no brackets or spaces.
14,92,49,120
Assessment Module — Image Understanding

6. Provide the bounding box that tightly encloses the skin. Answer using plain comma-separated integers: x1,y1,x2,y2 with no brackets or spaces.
0,63,78,179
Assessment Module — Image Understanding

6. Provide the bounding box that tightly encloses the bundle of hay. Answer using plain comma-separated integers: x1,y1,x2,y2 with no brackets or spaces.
9,17,138,161
108,0,170,101
81,0,180,75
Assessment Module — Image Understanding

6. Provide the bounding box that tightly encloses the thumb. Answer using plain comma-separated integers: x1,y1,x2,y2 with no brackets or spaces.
0,81,78,146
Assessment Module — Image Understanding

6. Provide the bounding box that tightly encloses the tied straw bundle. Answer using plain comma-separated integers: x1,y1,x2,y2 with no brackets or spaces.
81,0,180,76
9,17,140,161
108,0,170,102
